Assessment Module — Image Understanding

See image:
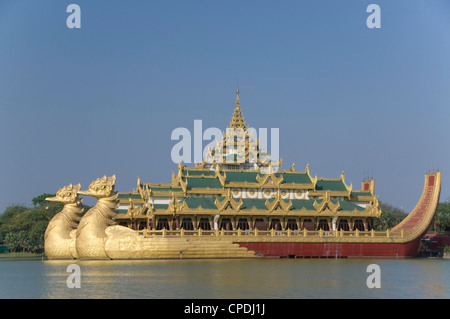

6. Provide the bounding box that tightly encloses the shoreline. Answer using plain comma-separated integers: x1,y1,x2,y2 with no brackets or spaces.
0,252,44,259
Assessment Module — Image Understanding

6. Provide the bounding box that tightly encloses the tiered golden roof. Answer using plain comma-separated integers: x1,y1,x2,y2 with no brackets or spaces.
204,89,281,169
228,88,248,129
115,90,381,233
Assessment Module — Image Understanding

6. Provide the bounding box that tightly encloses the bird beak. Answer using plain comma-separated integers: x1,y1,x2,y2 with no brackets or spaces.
45,196,61,202
77,189,95,197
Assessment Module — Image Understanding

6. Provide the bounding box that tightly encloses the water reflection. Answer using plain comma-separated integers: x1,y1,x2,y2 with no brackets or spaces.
0,258,448,299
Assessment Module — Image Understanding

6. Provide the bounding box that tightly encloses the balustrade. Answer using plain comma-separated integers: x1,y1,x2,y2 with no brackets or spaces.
137,227,407,239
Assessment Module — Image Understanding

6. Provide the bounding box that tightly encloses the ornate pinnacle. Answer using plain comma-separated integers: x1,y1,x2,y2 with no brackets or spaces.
229,88,247,129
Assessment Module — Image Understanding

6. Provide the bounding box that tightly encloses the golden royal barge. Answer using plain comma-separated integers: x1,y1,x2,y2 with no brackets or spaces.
44,90,441,259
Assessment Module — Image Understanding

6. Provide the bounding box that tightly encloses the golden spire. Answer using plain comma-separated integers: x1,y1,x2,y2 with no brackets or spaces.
229,88,248,129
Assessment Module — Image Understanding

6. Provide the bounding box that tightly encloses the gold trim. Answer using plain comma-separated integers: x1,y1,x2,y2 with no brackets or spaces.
265,189,292,212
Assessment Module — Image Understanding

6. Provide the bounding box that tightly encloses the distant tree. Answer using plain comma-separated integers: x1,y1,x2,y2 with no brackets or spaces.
32,193,55,207
4,232,20,252
16,230,28,252
374,202,408,231
431,201,450,233
0,193,90,252
374,210,396,230
0,205,29,242
379,202,408,221
374,200,450,233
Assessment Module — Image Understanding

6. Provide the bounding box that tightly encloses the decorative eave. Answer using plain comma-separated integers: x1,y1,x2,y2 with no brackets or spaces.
171,162,185,187
341,171,353,197
194,161,207,169
265,189,293,212
309,171,352,198
121,199,147,219
168,193,186,214
179,178,187,193
135,176,142,192
215,164,227,186
313,192,341,214
215,188,244,212
135,177,146,199
288,163,295,172
256,172,284,187
365,197,382,218
306,163,318,187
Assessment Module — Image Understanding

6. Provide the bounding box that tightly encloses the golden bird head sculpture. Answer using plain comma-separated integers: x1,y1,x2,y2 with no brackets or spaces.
78,175,117,199
46,183,83,205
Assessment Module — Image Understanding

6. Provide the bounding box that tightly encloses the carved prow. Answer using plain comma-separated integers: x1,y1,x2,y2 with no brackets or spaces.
391,172,441,241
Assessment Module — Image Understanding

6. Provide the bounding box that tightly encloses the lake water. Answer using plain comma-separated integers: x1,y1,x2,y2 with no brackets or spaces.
0,257,448,299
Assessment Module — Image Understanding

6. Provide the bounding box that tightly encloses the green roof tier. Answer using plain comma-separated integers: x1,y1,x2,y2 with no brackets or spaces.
184,177,223,189
315,179,347,192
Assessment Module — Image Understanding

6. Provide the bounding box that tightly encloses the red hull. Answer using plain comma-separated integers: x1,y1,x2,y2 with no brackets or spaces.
236,173,441,258
237,239,422,258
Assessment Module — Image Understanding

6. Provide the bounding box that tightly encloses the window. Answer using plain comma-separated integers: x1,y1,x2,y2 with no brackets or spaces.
270,219,282,230
318,219,330,231
138,221,147,230
237,218,249,230
181,218,193,230
198,218,211,230
156,218,169,230
220,218,232,230
286,219,298,230
353,219,365,231
338,219,349,231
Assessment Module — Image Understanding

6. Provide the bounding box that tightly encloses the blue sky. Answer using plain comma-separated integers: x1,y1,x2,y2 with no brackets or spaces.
0,0,449,212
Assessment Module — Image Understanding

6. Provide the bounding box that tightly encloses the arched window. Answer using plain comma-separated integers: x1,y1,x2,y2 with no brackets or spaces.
156,218,169,230
286,219,298,230
318,219,330,231
220,218,232,230
198,217,211,230
353,219,365,231
138,221,147,230
270,219,281,230
181,218,193,230
338,219,349,231
237,218,249,230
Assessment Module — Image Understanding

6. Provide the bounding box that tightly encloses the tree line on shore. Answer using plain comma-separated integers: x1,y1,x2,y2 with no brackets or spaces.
0,194,92,253
0,194,449,253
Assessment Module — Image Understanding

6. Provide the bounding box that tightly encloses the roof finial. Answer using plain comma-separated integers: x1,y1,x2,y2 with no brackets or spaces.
228,88,247,129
